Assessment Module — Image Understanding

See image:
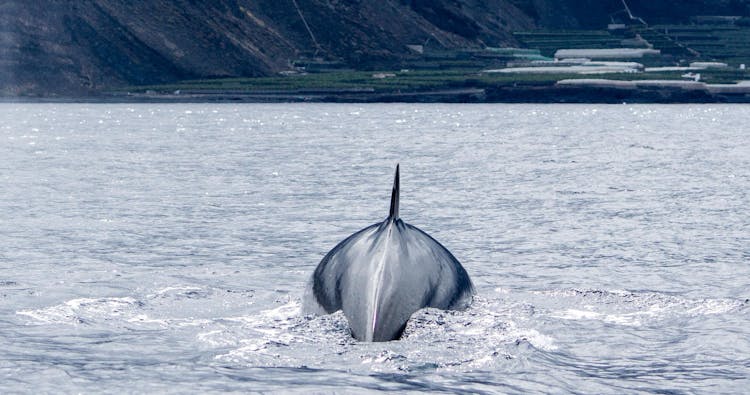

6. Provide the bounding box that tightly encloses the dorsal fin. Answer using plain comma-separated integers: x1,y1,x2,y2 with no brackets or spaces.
388,164,399,220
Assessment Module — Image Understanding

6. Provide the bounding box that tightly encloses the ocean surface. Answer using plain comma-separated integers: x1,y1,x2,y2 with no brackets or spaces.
1,103,748,393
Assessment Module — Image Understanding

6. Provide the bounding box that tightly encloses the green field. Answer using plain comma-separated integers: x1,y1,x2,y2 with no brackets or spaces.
121,22,750,97
638,24,750,66
121,67,749,96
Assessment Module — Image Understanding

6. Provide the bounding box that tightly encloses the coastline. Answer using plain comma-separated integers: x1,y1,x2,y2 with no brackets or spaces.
4,84,750,104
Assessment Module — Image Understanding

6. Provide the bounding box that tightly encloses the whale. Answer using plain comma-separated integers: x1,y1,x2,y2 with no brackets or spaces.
308,165,474,342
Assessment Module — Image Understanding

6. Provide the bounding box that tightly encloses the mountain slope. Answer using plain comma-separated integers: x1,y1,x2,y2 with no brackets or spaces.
0,0,533,95
2,0,748,96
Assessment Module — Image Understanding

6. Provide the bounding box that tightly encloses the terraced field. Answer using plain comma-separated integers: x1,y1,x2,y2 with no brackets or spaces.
121,23,750,100
513,31,626,57
514,24,750,68
644,25,750,66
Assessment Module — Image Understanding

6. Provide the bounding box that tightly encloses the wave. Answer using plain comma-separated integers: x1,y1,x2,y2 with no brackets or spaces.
15,285,747,377
533,288,746,327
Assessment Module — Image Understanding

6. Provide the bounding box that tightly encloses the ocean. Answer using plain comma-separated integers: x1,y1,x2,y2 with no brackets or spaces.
1,103,748,393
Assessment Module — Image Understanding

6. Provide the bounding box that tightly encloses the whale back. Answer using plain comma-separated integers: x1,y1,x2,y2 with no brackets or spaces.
312,218,473,341
310,165,474,341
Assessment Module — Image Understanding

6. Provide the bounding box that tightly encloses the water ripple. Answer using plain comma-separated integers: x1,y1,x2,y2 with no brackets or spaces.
2,103,749,393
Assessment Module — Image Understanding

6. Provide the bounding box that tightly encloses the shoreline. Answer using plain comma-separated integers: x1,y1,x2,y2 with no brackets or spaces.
4,85,750,104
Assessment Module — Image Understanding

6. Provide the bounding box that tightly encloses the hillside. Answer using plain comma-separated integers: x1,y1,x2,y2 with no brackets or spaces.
1,0,749,96
0,0,533,95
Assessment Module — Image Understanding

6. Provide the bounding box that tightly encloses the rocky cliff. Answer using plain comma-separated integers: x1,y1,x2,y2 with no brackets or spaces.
1,0,748,96
0,0,534,95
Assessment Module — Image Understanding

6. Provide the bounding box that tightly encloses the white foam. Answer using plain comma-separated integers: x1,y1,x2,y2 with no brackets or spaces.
197,330,240,347
17,296,213,329
502,320,558,351
209,300,304,360
148,285,206,298
450,303,558,351
686,299,743,315
556,309,602,320
126,313,170,327
551,308,647,326
17,297,140,324
546,289,744,327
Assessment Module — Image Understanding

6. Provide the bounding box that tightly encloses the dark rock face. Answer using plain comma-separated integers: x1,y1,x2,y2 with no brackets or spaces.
1,0,747,95
627,0,750,23
1,1,294,95
506,0,619,29
509,0,750,28
0,0,534,95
